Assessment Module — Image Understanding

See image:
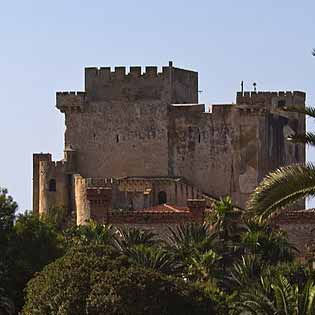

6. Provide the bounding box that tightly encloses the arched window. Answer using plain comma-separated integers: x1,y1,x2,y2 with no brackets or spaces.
158,191,167,204
48,179,56,192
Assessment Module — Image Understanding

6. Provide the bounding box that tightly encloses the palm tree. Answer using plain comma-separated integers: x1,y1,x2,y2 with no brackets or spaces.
167,223,222,282
167,223,216,258
247,106,315,220
207,197,245,270
207,196,243,243
113,227,158,254
224,255,263,291
241,220,296,264
232,275,315,315
125,244,182,275
187,249,222,282
63,221,115,247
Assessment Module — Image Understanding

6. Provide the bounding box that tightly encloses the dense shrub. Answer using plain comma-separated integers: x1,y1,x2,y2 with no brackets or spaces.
2,212,64,311
22,245,218,315
22,245,127,315
87,267,216,315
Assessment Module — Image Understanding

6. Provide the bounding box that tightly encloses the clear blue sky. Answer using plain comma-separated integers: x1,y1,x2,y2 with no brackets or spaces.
1,0,315,211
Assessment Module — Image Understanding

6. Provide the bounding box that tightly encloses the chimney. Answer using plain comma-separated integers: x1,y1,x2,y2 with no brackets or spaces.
187,199,206,222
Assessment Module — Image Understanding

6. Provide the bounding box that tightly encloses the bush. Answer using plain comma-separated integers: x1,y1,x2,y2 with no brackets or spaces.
23,245,217,315
3,212,64,311
87,267,216,315
22,245,128,315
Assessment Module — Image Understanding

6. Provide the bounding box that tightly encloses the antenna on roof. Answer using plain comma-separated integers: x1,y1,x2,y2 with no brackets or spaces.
241,81,244,94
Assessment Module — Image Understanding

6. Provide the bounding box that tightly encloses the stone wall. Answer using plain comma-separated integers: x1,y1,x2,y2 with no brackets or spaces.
168,92,305,208
34,64,306,217
84,63,198,104
63,100,169,179
38,160,69,216
274,210,315,258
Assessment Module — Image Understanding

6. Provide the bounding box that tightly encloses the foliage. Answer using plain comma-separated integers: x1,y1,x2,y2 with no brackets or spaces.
0,288,15,315
246,101,315,219
22,245,217,315
63,220,116,247
42,206,70,231
232,274,315,315
87,267,217,315
241,220,296,264
1,184,313,314
113,226,158,253
168,223,221,281
207,197,245,270
125,244,182,275
0,187,17,247
224,255,263,290
22,245,127,315
247,163,315,220
2,212,64,312
207,196,243,243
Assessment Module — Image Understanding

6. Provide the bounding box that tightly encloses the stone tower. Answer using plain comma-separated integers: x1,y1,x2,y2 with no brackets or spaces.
33,62,305,223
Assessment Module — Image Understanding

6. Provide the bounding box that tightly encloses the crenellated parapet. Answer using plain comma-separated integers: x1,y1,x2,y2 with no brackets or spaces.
85,65,171,81
236,91,306,108
56,91,87,113
84,62,198,103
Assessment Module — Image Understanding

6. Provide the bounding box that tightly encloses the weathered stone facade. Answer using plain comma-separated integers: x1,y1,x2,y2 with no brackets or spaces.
33,62,306,225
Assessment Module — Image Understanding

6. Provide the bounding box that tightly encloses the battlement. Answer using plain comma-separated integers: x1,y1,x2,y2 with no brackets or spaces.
56,91,87,113
85,65,172,81
236,91,306,107
84,62,198,103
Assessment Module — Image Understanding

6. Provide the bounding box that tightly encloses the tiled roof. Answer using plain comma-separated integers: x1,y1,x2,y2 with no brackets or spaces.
138,204,189,213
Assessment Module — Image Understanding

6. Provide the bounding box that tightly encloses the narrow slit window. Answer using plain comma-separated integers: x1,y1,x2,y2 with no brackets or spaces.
116,134,120,143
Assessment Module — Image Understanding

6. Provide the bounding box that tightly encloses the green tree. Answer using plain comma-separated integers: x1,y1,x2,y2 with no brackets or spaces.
3,212,63,311
207,197,244,270
87,267,217,315
113,226,158,254
207,196,243,243
23,245,216,315
0,187,17,249
241,220,296,264
167,223,221,282
22,245,127,315
125,244,182,275
63,220,115,247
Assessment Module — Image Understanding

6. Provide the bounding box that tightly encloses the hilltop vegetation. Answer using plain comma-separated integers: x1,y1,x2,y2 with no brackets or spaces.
1,190,315,314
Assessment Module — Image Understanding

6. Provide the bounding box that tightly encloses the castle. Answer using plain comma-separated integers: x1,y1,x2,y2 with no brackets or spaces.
33,62,306,225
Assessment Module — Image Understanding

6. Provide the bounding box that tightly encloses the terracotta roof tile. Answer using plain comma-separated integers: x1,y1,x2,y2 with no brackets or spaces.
138,204,189,213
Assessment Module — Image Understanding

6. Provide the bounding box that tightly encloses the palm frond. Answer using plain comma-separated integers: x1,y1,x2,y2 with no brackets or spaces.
247,163,315,220
287,132,315,146
126,245,182,275
113,227,158,253
282,105,315,118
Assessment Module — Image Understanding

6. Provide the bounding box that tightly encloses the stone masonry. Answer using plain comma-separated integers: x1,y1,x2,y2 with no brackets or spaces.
33,62,306,225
